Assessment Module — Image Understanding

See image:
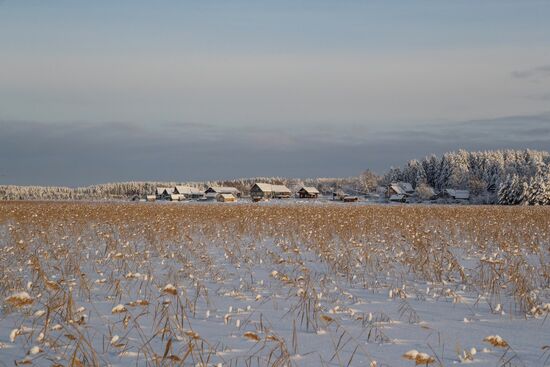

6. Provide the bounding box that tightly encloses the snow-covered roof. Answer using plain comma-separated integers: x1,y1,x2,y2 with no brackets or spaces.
389,183,406,195
174,186,203,195
207,186,240,194
156,187,173,195
399,182,414,193
299,186,320,195
389,182,414,195
253,183,291,193
271,184,291,193
253,183,273,192
445,189,470,200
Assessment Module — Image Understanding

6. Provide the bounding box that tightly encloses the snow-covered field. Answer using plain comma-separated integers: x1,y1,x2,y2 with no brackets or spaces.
0,202,549,366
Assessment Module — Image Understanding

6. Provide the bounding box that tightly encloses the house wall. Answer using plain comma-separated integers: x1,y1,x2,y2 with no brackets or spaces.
273,192,291,199
251,186,273,200
298,191,318,198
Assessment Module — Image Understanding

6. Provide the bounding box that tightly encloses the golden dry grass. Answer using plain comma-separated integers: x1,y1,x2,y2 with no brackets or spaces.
0,201,549,366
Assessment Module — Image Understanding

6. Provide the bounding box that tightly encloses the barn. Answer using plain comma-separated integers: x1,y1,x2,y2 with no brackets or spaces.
297,186,320,199
250,183,292,201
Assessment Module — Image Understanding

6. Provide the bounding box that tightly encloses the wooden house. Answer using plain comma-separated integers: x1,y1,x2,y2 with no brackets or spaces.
332,191,358,202
437,189,470,201
156,187,174,200
174,186,204,200
217,193,236,202
205,186,241,198
385,182,414,198
297,186,320,199
250,183,292,201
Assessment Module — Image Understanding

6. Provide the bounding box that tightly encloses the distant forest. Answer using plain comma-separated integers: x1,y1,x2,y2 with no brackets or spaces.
1,149,549,205
381,149,550,205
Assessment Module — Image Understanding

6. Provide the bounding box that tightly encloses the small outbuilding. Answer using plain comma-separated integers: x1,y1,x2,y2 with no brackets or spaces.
342,195,359,202
217,193,237,202
250,183,292,201
146,195,157,202
170,194,183,201
297,186,320,199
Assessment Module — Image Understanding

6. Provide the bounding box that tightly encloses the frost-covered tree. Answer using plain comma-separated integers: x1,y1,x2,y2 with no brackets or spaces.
498,175,527,205
524,169,550,205
415,183,436,200
401,160,426,188
381,167,403,186
422,154,440,188
358,169,380,193
386,149,550,204
436,154,454,191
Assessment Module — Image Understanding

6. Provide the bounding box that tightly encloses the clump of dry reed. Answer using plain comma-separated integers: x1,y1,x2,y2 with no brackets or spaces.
0,202,548,366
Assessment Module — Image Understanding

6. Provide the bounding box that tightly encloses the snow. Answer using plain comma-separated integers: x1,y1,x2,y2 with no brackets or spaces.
0,203,549,366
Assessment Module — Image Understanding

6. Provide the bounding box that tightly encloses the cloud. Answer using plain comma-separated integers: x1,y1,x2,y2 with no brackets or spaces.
0,115,549,186
512,64,550,80
526,92,550,101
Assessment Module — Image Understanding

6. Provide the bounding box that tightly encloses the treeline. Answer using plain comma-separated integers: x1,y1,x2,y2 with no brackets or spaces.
1,149,549,204
383,149,550,204
0,177,363,201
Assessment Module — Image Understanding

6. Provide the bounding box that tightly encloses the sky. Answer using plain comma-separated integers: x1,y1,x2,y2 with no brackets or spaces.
1,0,550,186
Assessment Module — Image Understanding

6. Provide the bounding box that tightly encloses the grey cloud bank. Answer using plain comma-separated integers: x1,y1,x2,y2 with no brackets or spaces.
512,64,550,80
1,114,550,186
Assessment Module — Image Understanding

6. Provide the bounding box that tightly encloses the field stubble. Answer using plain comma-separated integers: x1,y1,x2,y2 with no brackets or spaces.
0,202,549,366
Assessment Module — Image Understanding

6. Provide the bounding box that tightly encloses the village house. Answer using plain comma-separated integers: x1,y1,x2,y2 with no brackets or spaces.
385,182,414,198
297,186,320,199
332,191,359,202
174,185,204,200
437,189,470,201
156,187,174,200
145,195,157,202
205,186,241,198
250,183,292,201
216,193,237,202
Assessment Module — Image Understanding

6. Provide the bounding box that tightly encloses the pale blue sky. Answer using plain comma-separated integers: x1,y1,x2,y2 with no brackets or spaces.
1,1,550,185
